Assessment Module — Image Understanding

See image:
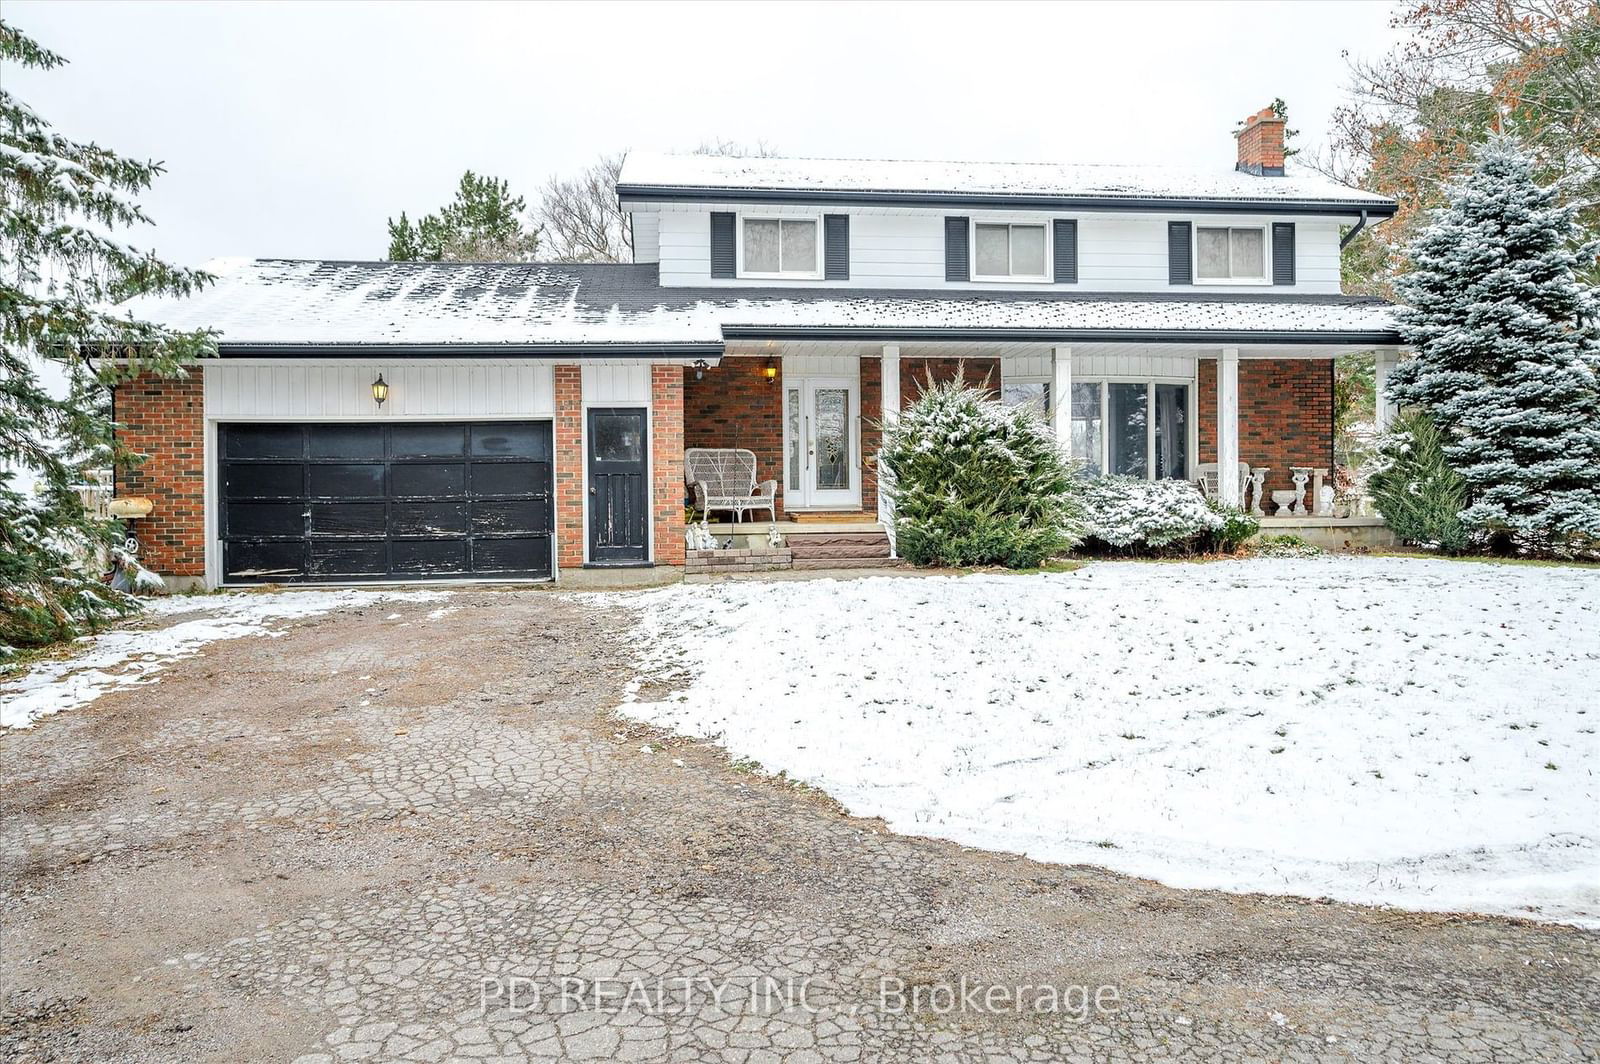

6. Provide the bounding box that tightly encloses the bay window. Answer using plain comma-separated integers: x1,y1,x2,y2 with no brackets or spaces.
973,222,1048,281
741,217,820,278
1070,380,1192,480
1194,226,1266,283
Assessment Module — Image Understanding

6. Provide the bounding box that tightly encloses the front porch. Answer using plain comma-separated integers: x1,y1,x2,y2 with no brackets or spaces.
682,341,1399,533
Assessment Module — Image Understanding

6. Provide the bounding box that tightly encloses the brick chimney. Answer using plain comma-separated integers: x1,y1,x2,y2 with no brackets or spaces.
1235,105,1286,176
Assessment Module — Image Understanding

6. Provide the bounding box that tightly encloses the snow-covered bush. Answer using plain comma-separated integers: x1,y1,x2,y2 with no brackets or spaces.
880,376,1084,568
1254,533,1323,558
1080,476,1229,553
1367,410,1470,554
1389,137,1600,558
1208,500,1261,554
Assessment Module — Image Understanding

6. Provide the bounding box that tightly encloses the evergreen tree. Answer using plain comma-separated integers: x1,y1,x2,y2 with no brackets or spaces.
386,171,540,262
879,375,1084,568
1388,137,1600,557
1367,411,1470,554
1,21,215,654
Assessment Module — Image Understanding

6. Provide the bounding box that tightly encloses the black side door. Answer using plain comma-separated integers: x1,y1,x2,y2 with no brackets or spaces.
586,407,648,565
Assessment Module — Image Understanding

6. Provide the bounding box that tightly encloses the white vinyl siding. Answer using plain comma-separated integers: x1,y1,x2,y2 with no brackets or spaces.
203,361,555,420
645,205,1344,293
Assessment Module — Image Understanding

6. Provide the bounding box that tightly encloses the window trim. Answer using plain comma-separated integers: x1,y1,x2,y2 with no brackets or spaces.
736,213,824,280
969,219,1052,283
1070,377,1198,481
1192,224,1270,285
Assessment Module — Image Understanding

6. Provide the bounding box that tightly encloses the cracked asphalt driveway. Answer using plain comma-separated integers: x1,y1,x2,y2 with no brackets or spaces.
2,589,1594,1062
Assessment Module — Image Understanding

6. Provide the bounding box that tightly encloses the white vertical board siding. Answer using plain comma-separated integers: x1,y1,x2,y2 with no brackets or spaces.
640,203,1345,293
203,361,555,420
1075,352,1197,379
781,353,860,379
581,362,652,405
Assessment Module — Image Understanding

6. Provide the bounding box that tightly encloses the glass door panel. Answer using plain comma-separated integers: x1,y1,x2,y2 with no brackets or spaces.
1153,384,1189,480
812,387,850,491
1108,383,1148,478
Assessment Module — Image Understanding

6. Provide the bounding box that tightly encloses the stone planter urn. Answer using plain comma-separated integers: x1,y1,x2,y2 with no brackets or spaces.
1270,489,1300,516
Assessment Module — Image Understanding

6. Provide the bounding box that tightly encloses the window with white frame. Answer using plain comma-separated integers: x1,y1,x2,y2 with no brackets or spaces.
973,222,1048,280
1194,226,1266,283
1070,380,1191,480
741,217,820,277
1001,377,1051,417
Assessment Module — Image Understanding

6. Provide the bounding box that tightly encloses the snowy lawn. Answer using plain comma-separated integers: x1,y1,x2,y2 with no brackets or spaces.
0,589,448,729
610,557,1600,926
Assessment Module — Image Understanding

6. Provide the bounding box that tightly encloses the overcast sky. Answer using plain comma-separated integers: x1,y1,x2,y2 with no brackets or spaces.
8,0,1401,267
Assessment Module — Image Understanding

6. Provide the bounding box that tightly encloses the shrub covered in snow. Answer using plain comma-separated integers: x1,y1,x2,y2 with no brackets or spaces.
1368,410,1470,554
1254,533,1323,558
1079,476,1258,555
880,376,1084,568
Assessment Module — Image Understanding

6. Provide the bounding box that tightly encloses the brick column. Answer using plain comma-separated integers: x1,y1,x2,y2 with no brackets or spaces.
553,365,584,570
114,372,205,578
651,364,685,567
859,356,882,513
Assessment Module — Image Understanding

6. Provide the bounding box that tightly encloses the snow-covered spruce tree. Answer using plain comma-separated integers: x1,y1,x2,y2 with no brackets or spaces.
1388,137,1600,556
1,22,215,654
1367,410,1470,554
879,375,1084,568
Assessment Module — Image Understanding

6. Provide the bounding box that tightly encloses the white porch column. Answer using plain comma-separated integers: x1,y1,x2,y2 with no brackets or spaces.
1374,347,1400,432
1051,346,1072,445
881,344,901,424
1217,347,1241,506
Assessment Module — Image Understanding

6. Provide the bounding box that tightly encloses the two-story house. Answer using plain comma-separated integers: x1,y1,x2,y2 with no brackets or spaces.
118,106,1401,588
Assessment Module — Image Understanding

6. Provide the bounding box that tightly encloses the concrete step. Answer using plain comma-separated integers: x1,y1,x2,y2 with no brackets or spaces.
790,557,908,571
784,532,890,547
788,541,892,560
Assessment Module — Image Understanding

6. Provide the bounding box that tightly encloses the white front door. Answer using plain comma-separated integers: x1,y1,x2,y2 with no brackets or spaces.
783,376,860,510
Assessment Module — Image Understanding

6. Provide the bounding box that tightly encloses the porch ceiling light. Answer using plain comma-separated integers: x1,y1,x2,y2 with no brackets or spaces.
371,373,389,406
763,358,777,383
693,358,708,381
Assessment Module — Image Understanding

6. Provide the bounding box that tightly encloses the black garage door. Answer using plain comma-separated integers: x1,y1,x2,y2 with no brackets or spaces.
219,422,553,583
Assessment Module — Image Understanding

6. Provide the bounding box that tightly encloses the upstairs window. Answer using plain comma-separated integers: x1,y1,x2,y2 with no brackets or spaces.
741,217,820,278
973,222,1047,281
1194,226,1266,283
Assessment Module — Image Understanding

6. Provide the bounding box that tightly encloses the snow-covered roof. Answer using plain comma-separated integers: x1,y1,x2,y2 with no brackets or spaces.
118,260,1400,350
617,152,1396,212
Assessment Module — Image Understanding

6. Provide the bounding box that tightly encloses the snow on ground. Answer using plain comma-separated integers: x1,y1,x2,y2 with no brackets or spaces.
0,589,449,730
608,558,1600,926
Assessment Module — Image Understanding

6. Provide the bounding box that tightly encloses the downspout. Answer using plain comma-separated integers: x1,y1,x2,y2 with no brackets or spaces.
1339,209,1370,250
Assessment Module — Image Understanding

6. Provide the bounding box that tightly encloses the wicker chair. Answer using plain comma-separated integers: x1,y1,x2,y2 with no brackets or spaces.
1196,461,1252,507
684,448,778,523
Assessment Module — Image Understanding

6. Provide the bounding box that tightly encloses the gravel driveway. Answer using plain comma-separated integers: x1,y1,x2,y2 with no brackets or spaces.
1,589,1594,1063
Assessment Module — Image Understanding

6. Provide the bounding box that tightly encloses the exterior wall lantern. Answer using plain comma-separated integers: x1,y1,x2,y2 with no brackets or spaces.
763,358,777,383
371,373,389,407
693,358,708,381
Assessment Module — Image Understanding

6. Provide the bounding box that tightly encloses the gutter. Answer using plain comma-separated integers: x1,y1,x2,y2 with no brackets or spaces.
719,325,1402,346
618,184,1398,219
1339,209,1372,250
214,342,726,359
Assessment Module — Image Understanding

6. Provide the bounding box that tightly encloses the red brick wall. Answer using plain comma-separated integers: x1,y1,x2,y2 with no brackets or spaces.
113,373,205,577
860,357,882,514
650,365,686,566
683,358,786,515
553,365,584,569
900,357,1001,405
1199,358,1334,499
